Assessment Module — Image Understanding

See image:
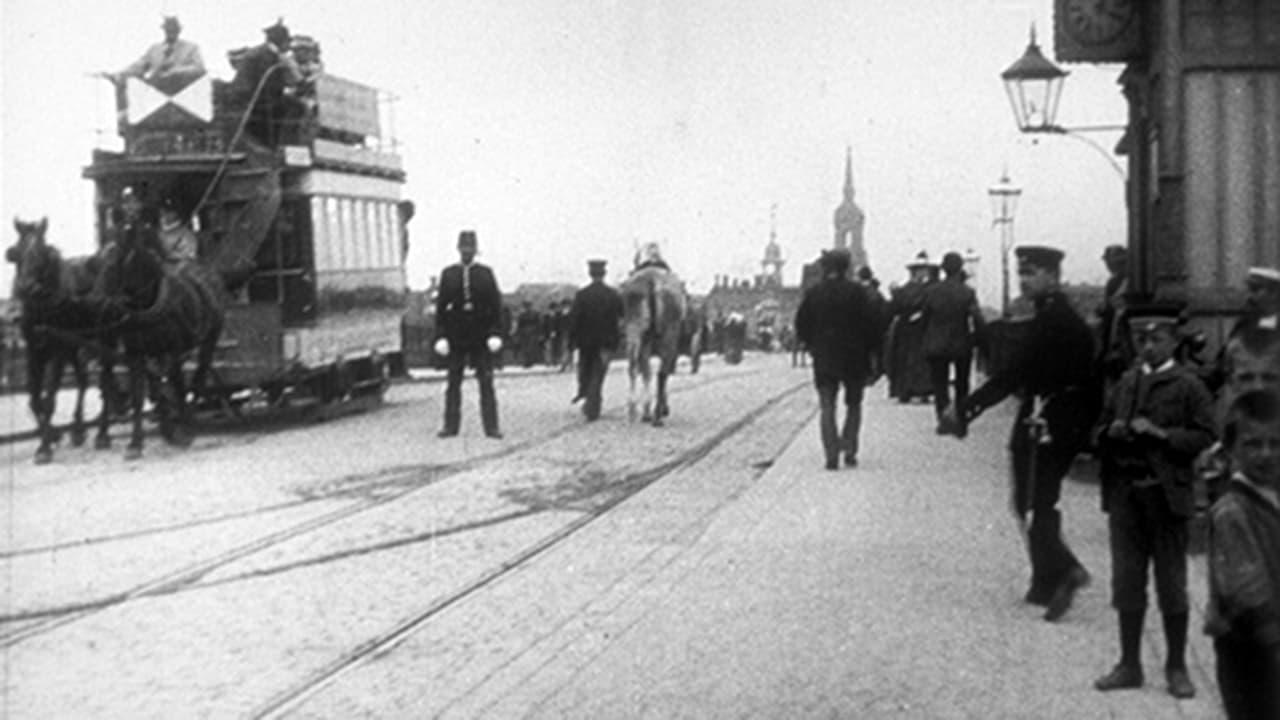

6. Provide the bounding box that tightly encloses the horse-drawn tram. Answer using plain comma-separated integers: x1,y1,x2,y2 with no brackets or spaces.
83,47,409,413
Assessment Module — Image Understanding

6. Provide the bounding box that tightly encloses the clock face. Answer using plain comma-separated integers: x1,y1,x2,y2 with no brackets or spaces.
1064,0,1135,45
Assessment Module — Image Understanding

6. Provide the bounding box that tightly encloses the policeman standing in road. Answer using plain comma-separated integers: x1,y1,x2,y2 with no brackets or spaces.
433,230,504,439
568,259,624,421
942,245,1100,621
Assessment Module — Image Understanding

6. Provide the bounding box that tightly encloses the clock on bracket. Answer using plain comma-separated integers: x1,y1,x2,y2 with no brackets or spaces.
1055,0,1144,63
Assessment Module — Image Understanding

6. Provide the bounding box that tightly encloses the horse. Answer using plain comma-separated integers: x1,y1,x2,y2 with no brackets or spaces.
619,243,687,426
92,222,226,459
6,217,113,463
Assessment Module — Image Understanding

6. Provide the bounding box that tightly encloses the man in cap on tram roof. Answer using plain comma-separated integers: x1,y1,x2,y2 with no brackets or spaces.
433,230,505,439
111,16,206,96
568,259,624,421
228,18,304,145
943,244,1101,622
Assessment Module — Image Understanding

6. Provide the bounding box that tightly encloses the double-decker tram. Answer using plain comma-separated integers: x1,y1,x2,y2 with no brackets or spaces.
84,51,410,412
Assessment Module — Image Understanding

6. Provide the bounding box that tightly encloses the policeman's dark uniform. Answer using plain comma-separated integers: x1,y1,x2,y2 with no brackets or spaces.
434,230,503,438
568,259,624,421
953,245,1100,619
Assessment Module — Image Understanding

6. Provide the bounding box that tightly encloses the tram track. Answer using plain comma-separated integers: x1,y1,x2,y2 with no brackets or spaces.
0,364,752,560
248,379,811,719
0,365,790,648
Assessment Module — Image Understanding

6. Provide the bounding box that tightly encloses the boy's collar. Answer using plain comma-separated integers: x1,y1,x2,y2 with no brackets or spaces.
1141,358,1177,375
1231,471,1280,510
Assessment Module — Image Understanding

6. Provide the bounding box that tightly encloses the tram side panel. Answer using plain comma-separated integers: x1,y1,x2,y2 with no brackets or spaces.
215,170,406,400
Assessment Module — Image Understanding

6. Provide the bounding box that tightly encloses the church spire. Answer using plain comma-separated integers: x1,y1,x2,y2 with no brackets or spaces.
843,146,855,202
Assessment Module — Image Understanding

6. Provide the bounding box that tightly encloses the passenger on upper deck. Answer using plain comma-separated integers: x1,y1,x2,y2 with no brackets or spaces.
290,35,324,86
227,18,303,145
111,16,206,96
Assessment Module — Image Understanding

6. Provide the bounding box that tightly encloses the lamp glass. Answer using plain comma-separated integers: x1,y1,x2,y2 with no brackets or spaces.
1003,73,1064,132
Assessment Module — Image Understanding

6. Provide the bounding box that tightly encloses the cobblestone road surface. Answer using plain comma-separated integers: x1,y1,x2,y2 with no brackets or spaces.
1,354,1228,718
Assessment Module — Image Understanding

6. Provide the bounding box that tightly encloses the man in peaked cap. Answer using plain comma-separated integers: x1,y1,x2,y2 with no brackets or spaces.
944,244,1101,621
568,259,624,421
1092,300,1214,698
434,230,505,438
228,18,303,145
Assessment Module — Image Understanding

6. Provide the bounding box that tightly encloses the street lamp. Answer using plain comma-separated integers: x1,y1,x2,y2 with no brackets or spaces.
988,171,1021,318
1000,25,1127,179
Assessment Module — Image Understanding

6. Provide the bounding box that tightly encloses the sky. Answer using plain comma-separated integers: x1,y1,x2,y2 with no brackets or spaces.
1,0,1129,308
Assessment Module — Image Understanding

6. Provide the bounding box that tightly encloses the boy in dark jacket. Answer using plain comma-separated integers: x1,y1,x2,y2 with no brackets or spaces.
1093,305,1215,699
1204,389,1280,719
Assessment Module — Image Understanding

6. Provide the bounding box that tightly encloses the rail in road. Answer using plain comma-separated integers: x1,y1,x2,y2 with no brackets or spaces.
0,359,754,638
1,356,814,718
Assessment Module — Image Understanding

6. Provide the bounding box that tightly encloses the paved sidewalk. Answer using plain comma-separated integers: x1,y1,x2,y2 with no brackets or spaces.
501,391,1226,719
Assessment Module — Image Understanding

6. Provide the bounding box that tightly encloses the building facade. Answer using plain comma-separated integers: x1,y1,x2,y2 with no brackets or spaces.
1059,0,1280,346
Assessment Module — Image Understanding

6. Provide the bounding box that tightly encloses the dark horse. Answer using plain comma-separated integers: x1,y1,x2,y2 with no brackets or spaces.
620,243,687,426
6,218,113,463
92,225,225,460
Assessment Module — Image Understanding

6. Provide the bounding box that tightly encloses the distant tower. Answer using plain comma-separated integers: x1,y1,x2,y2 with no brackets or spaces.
761,204,785,287
833,147,867,271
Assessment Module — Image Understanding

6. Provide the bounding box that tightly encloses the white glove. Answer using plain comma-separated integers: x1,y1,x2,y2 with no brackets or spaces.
433,338,450,357
486,336,503,353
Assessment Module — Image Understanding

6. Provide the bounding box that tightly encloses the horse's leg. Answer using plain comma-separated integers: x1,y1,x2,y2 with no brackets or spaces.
655,365,670,422
95,340,114,450
68,349,88,447
627,349,639,423
27,351,54,464
640,351,654,423
189,327,218,414
124,354,146,461
165,355,193,447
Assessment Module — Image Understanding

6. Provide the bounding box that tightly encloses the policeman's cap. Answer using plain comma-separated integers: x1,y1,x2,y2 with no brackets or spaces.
1247,266,1280,289
587,259,607,274
457,230,477,249
1102,244,1127,260
1015,245,1065,271
1127,302,1184,334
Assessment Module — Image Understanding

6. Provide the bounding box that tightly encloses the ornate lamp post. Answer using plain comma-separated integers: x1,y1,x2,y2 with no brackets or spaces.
1001,25,1126,179
988,171,1022,318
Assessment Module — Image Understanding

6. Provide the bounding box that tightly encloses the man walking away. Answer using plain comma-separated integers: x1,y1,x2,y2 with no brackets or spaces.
921,251,986,436
943,245,1100,621
795,249,879,470
433,230,504,439
568,259,624,421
